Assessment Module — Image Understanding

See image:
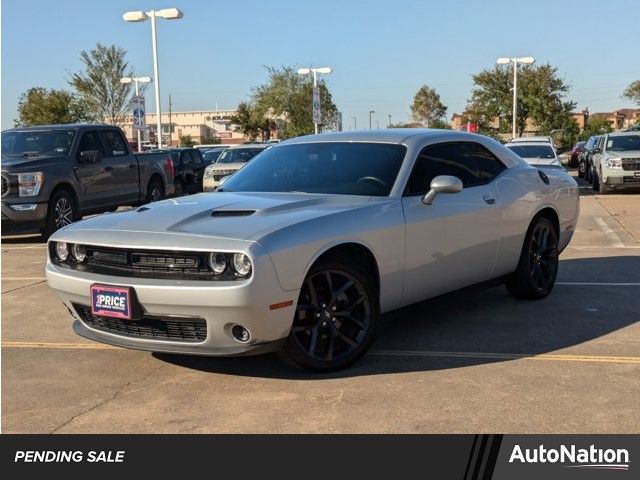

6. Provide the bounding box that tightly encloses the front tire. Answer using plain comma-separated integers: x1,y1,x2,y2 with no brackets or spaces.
41,189,77,240
506,216,559,300
281,258,379,371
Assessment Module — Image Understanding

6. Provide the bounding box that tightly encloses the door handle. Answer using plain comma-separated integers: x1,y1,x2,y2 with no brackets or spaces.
483,195,495,205
104,166,113,172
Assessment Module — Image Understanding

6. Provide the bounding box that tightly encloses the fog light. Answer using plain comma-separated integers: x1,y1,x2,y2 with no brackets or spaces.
231,324,251,343
71,243,86,262
208,252,227,274
233,253,252,277
55,242,69,261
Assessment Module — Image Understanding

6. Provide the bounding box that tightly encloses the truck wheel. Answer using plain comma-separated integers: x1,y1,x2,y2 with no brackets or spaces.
592,170,599,191
280,257,379,371
41,189,77,240
506,216,559,300
146,177,165,203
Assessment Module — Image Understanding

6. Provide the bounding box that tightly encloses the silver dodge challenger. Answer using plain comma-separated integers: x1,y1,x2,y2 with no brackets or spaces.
46,130,579,371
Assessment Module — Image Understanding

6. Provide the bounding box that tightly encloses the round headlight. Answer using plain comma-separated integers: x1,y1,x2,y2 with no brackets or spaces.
71,243,86,262
208,252,227,274
233,253,252,277
55,242,69,262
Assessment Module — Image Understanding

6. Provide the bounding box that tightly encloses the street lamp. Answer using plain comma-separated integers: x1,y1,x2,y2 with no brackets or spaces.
496,56,535,138
353,116,357,131
121,76,152,152
388,114,392,127
369,110,375,130
123,8,184,149
297,67,333,134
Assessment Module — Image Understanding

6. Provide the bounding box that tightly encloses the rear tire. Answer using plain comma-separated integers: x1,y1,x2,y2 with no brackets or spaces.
598,173,610,195
146,177,165,203
577,161,585,178
280,256,379,371
40,189,78,240
506,216,559,300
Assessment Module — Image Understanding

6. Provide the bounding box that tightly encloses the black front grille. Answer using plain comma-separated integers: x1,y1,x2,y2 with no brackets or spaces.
622,158,640,171
1,175,8,197
74,304,207,342
52,245,243,281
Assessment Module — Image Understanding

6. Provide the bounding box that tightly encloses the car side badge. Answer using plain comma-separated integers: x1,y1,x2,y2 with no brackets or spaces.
538,170,550,185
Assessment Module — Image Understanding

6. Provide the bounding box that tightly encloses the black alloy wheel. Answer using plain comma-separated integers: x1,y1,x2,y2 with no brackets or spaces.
506,216,559,300
41,189,77,239
282,261,378,371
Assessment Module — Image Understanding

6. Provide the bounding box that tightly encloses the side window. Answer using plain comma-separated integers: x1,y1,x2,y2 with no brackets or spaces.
405,142,505,195
182,150,194,166
77,131,103,155
101,130,128,156
192,150,203,165
460,142,506,184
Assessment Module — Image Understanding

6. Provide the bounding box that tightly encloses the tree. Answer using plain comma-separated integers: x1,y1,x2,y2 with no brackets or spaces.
580,117,613,140
230,102,272,141
179,135,195,147
622,80,640,106
15,87,89,126
410,85,447,127
467,63,576,137
70,43,133,125
251,66,338,139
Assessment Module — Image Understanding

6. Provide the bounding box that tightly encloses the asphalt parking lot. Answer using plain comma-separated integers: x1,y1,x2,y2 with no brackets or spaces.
2,173,639,433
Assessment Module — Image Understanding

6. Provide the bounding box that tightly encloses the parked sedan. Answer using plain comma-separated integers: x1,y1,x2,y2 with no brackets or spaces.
505,142,562,167
568,141,586,169
46,130,579,371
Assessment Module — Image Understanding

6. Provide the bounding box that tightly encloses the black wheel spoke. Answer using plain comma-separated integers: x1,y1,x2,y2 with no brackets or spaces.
305,278,319,308
332,327,358,347
330,279,354,306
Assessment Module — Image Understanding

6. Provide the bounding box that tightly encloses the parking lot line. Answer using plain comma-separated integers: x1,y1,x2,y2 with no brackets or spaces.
594,217,625,247
3,342,639,365
370,350,640,364
1,245,47,250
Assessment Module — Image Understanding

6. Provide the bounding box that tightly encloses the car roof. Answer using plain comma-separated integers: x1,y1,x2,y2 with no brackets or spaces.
507,136,553,143
279,129,484,145
3,123,116,132
506,142,556,150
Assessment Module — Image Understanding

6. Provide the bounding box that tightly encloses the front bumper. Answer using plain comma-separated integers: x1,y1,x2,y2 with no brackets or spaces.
202,176,221,192
1,200,48,225
46,251,298,356
601,167,640,189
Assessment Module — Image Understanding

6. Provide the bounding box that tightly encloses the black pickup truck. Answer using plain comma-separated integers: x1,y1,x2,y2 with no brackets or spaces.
1,124,175,238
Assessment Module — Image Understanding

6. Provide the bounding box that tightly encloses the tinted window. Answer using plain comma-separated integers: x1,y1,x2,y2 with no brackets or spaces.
506,145,556,159
217,147,266,164
101,130,128,156
606,135,640,152
78,131,103,154
221,142,407,196
182,150,194,166
405,142,505,195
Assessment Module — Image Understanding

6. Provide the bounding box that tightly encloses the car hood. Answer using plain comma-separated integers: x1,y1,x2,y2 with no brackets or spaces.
53,192,374,246
522,157,560,166
1,154,67,170
208,162,246,171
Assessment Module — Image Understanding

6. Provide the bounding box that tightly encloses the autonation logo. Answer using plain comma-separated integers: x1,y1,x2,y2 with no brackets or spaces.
509,444,630,471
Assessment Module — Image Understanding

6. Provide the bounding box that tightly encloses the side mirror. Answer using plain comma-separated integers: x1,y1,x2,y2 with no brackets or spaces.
593,147,602,154
78,150,101,164
422,175,463,205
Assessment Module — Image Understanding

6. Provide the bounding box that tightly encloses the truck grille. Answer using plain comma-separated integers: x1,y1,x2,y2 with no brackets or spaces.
73,304,207,342
50,245,245,281
622,158,640,171
1,175,8,198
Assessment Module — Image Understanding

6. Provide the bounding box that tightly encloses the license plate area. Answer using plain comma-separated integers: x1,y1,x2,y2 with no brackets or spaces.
91,284,136,320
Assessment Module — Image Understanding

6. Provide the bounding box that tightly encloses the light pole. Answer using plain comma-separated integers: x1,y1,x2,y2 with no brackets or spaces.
496,56,535,138
353,116,357,131
297,67,332,134
123,8,183,149
369,110,375,130
388,114,392,127
120,76,152,152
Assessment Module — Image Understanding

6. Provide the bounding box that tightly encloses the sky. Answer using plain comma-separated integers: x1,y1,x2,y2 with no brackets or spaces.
2,0,639,130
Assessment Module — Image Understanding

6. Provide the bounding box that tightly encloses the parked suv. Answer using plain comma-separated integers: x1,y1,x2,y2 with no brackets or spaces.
202,144,268,191
1,124,174,238
590,132,640,194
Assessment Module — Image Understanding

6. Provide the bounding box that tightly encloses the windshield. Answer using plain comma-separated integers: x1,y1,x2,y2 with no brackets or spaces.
607,135,640,152
202,149,223,164
216,147,265,164
507,144,555,159
2,129,77,156
221,142,407,196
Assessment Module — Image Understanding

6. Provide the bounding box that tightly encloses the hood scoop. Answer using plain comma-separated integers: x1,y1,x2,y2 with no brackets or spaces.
210,209,256,217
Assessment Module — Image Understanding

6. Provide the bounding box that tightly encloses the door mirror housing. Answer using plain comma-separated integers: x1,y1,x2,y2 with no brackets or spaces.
78,150,101,164
422,175,463,205
593,147,602,154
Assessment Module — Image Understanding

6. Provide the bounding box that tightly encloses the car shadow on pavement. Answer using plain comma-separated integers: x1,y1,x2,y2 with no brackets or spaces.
155,255,640,379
